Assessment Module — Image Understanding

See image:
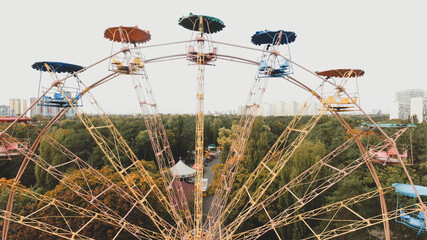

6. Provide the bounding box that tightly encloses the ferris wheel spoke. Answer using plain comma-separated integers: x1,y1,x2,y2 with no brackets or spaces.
232,186,395,240
230,137,358,227
1,134,174,239
0,209,94,240
230,130,406,240
1,107,74,240
0,183,164,240
206,75,268,231
215,102,325,238
104,30,190,226
207,37,292,229
300,203,424,240
30,124,176,231
56,83,188,238
129,69,193,228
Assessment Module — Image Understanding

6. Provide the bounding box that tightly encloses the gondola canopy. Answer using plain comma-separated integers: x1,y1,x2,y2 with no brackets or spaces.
393,183,427,198
104,26,151,44
316,69,365,78
31,61,84,74
251,30,296,46
363,123,416,128
178,13,225,33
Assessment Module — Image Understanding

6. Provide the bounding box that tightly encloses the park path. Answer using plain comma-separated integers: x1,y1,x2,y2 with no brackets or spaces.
203,151,221,215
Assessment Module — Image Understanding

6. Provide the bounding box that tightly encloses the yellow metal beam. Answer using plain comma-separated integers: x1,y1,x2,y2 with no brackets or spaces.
194,15,206,239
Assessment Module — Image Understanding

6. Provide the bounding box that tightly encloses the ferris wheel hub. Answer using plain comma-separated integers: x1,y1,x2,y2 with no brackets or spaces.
183,228,209,240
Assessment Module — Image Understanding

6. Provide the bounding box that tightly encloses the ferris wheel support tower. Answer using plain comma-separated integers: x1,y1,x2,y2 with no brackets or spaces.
194,17,206,239
178,13,225,238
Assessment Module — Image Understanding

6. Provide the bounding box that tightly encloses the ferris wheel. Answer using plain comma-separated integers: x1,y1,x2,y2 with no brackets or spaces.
0,13,426,240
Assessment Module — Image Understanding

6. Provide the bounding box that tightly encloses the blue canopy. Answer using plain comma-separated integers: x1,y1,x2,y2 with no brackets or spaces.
393,183,427,198
251,30,296,46
32,61,84,74
363,123,416,128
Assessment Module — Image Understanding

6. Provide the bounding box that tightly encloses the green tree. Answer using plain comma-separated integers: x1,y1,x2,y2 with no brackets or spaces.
35,128,69,189
217,127,233,164
8,164,169,240
134,130,155,161
244,117,271,172
279,140,326,239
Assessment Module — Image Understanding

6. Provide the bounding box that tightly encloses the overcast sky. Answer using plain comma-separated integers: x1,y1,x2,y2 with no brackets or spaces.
1,0,426,115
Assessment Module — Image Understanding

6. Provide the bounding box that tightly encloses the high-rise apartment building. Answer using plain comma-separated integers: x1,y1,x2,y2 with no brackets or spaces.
29,97,76,117
285,101,298,116
410,97,427,122
22,99,28,117
9,99,21,116
254,100,319,117
274,101,285,116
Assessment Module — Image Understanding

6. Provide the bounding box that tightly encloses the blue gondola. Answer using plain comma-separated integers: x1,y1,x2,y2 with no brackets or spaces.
251,30,296,78
393,183,427,235
32,61,84,108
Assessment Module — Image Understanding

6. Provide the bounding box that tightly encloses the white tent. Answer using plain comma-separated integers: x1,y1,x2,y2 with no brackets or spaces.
170,160,196,178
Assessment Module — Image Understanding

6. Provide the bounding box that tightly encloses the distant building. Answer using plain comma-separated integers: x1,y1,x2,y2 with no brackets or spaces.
395,89,426,105
255,100,319,117
22,99,28,117
30,97,41,116
274,101,285,116
9,99,21,116
308,102,319,115
29,97,76,118
390,89,427,121
390,102,410,120
0,105,10,116
371,109,383,115
258,102,274,116
410,97,427,122
285,101,298,116
300,101,319,116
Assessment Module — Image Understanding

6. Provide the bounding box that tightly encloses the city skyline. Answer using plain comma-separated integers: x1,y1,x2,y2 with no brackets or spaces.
1,87,425,118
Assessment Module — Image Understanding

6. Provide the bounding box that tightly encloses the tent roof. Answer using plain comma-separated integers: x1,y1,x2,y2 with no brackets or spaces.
170,160,196,177
393,183,427,198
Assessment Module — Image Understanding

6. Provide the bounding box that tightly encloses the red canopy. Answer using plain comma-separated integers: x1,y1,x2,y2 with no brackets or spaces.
104,26,151,44
0,117,33,123
316,69,365,78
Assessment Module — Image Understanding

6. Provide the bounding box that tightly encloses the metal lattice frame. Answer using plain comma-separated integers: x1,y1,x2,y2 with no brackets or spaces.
95,38,205,238
205,57,270,236
230,129,407,240
109,29,194,230
0,183,163,240
60,84,184,239
1,34,426,240
0,131,171,240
